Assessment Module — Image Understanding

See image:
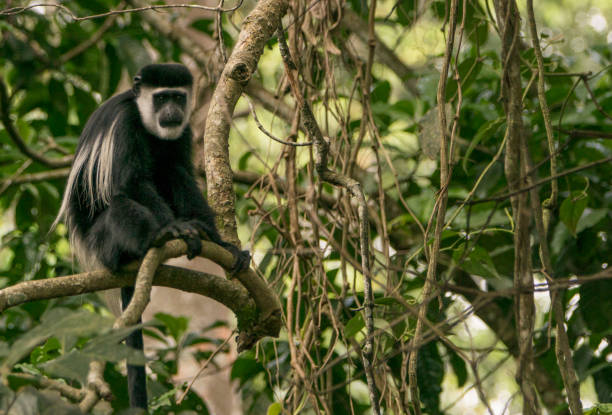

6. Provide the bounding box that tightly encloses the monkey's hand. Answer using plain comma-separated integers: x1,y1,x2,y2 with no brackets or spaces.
180,219,251,273
153,221,202,259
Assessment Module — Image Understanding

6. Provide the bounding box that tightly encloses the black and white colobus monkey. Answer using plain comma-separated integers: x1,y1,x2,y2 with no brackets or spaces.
53,63,250,409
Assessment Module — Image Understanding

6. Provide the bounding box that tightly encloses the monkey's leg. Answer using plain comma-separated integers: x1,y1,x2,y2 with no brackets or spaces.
85,196,163,410
121,286,148,409
85,195,164,271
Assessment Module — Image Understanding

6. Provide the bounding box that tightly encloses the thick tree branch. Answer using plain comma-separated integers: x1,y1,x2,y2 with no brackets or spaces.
494,1,539,413
0,240,280,350
203,0,289,244
79,361,111,413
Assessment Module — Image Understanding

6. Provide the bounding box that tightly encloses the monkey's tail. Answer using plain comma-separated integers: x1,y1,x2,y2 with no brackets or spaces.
121,286,148,409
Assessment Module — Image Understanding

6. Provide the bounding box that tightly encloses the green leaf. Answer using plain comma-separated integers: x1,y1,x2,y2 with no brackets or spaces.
30,338,61,364
374,297,403,306
345,313,365,338
154,312,189,342
445,57,484,100
596,403,612,414
191,18,214,35
0,247,15,272
452,243,499,279
448,349,468,387
72,87,98,127
105,43,122,97
2,309,113,370
373,318,394,337
17,81,49,116
40,351,92,384
576,208,607,234
82,326,147,365
580,280,612,336
267,402,282,415
48,79,69,136
462,117,504,172
371,81,391,104
231,351,263,385
396,0,418,25
238,151,253,171
560,192,588,237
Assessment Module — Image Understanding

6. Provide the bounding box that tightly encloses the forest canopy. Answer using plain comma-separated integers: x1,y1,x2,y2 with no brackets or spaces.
0,0,611,414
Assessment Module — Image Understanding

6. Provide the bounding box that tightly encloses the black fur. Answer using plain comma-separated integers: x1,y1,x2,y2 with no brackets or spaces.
67,88,231,270
121,287,147,409
56,64,249,409
137,63,193,87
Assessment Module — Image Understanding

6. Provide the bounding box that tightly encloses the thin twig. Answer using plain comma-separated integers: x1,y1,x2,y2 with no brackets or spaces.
581,75,612,121
1,1,246,20
8,373,86,402
526,3,582,413
59,3,124,63
408,0,459,412
0,77,73,168
526,0,557,207
556,128,612,139
216,0,228,64
465,156,612,205
276,23,381,415
247,98,313,146
177,330,235,404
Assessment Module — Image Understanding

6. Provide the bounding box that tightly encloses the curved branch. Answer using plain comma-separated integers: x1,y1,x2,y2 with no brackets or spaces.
203,0,289,244
0,240,280,350
7,373,85,402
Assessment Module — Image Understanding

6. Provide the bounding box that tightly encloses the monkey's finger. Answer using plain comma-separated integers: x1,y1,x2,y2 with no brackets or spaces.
153,225,180,246
229,250,251,275
182,234,202,260
187,219,214,241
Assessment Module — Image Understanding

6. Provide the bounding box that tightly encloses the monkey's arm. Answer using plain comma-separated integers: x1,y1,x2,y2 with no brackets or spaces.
124,177,205,260
167,166,250,272
84,176,177,271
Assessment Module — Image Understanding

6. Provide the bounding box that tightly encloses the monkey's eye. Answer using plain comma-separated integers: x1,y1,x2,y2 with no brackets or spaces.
175,94,186,106
154,94,165,106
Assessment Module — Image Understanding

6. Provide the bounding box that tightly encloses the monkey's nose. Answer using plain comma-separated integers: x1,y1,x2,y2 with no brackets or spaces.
159,109,183,127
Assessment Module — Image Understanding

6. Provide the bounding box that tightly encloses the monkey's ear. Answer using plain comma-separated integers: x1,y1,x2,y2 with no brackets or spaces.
132,75,142,95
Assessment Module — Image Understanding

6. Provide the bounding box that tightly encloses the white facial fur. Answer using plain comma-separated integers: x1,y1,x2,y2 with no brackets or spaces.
135,86,192,140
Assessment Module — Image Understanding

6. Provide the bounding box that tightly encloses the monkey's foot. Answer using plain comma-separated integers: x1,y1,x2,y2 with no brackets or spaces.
221,243,251,275
153,222,202,259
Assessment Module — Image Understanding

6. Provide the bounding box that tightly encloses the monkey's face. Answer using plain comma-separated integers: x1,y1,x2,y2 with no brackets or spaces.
136,86,192,140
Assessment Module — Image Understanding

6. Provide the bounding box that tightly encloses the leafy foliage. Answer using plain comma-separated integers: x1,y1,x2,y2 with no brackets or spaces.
1,0,611,413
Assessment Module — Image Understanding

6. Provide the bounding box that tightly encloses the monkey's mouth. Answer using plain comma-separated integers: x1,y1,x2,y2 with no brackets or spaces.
159,120,183,127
